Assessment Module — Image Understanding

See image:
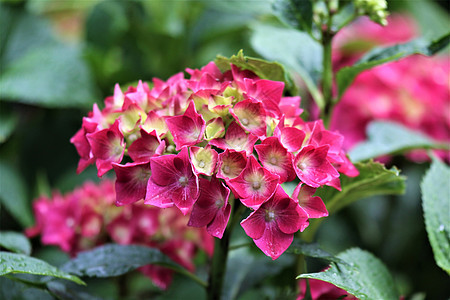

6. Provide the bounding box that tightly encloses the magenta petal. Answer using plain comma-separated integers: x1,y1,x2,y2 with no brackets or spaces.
241,209,266,240
87,120,125,176
207,203,231,238
145,180,175,209
165,101,206,150
113,161,151,206
275,198,309,234
128,129,162,163
292,183,328,219
216,149,247,180
254,222,293,260
209,122,258,156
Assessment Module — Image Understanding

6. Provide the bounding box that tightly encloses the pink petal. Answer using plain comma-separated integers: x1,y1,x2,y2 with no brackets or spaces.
128,129,164,163
254,222,293,260
241,209,266,240
216,149,247,180
112,161,151,206
230,98,267,137
292,183,328,219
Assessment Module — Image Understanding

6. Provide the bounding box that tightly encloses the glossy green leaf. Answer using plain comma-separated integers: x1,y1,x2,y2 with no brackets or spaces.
215,50,293,89
286,239,345,264
0,161,33,227
61,244,187,279
0,232,31,255
250,23,323,107
421,158,450,274
273,0,313,32
336,32,450,100
298,248,399,300
316,160,406,214
349,121,446,162
0,252,84,285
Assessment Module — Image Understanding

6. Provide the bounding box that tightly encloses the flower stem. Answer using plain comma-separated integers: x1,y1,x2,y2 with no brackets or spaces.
207,202,246,300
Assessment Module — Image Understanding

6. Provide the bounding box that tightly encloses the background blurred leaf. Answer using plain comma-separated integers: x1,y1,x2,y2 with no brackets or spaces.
273,0,313,32
349,121,447,162
316,160,406,214
223,247,294,300
0,108,18,143
0,252,84,285
0,160,33,227
0,5,97,108
298,248,399,300
250,23,323,107
0,232,31,255
336,32,450,100
421,158,450,275
0,276,53,300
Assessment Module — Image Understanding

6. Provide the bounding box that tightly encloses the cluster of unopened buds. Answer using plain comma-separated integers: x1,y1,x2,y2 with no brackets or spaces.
71,61,358,260
26,180,213,289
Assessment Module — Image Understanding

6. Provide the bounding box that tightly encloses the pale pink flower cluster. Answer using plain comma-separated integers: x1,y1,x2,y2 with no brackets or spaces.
26,180,213,289
331,15,450,161
72,62,357,259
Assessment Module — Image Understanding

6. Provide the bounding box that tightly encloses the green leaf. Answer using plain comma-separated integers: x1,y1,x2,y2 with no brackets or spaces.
421,158,450,274
215,50,293,89
0,108,18,143
0,276,53,300
286,239,345,264
349,121,446,162
250,23,323,108
336,32,450,100
316,160,406,214
0,232,31,255
0,160,33,227
0,45,97,108
0,252,84,285
62,244,185,278
0,6,98,108
298,248,399,300
273,0,313,32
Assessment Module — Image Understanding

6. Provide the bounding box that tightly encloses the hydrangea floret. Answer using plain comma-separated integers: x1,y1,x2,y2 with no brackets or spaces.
71,61,358,260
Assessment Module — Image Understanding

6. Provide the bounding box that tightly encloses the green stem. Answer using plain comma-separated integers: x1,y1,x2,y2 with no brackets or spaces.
207,202,246,300
320,2,336,129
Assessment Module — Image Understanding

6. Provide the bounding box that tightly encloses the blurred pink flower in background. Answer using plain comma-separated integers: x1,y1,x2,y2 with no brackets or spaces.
331,15,450,161
26,179,213,290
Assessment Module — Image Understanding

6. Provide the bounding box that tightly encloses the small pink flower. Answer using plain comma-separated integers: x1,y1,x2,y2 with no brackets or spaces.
86,120,125,176
145,147,199,215
112,161,152,206
292,183,328,218
209,122,258,156
255,137,296,183
293,145,339,188
230,98,267,137
243,78,284,118
128,129,165,163
165,101,206,150
70,118,97,173
241,185,309,260
188,177,231,238
216,149,247,180
273,117,305,153
228,156,279,209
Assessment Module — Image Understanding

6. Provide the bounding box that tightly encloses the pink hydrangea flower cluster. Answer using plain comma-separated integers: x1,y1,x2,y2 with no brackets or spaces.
26,180,213,290
331,15,450,161
71,62,358,260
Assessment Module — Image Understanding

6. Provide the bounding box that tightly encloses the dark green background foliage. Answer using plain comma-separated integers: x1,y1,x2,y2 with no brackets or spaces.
0,0,449,299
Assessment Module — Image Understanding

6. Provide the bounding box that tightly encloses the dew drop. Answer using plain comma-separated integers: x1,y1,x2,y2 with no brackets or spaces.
438,224,445,232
